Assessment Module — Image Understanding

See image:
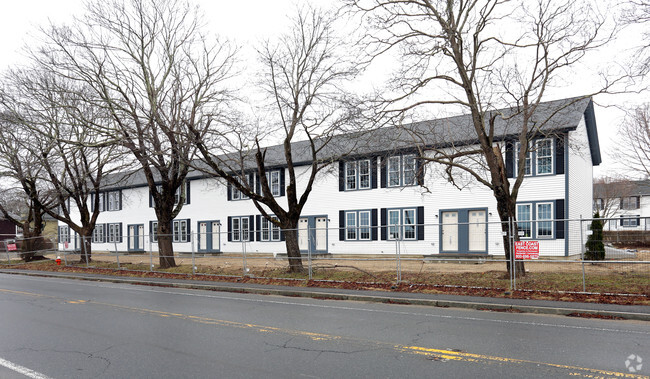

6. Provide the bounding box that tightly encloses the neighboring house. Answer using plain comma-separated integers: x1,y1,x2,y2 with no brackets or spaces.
58,97,601,257
594,179,650,231
0,218,16,241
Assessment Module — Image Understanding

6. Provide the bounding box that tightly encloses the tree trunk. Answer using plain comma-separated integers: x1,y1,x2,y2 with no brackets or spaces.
79,230,92,263
495,194,526,277
283,228,304,273
157,221,176,268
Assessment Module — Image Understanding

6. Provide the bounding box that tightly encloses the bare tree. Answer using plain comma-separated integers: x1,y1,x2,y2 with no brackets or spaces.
593,175,636,218
0,70,128,263
349,0,619,275
622,0,650,73
615,105,650,178
189,7,364,272
34,0,237,268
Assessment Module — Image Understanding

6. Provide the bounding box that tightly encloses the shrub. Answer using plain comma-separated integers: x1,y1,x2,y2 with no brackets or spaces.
585,211,605,260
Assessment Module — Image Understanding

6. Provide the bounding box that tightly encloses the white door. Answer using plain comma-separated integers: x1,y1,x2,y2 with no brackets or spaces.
442,212,458,251
468,210,486,252
211,222,220,251
128,225,136,250
298,218,309,250
315,217,327,251
138,225,144,249
199,222,208,250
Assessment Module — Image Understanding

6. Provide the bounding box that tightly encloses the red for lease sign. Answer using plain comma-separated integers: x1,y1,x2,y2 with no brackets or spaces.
514,241,539,259
7,243,17,251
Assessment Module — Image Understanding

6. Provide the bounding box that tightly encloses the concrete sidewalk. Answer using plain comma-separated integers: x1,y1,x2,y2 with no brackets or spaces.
1,269,649,321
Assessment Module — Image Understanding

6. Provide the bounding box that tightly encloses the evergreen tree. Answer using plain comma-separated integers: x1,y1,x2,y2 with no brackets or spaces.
585,211,605,260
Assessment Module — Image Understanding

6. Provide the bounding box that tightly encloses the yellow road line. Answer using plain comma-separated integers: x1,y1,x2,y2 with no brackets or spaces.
1,287,647,378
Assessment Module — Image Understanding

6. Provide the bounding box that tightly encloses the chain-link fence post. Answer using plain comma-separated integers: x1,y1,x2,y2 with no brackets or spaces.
63,248,68,265
5,244,10,263
242,240,247,277
509,217,516,291
308,226,313,280
580,215,586,292
114,239,120,269
395,234,402,283
149,235,153,271
191,232,196,275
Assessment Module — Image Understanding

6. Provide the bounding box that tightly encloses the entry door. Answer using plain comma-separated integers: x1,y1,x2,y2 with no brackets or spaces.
128,224,143,250
199,222,208,250
315,217,327,251
298,218,309,250
468,210,486,252
441,212,459,251
211,222,220,251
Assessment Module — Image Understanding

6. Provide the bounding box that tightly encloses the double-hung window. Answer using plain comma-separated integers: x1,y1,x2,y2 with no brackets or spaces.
260,216,281,241
107,223,122,243
515,143,532,176
266,171,281,196
387,209,416,240
516,204,532,238
536,202,553,238
92,225,105,243
620,196,640,210
173,219,189,242
98,193,105,212
621,216,640,227
536,139,553,175
345,160,371,190
151,221,158,242
594,198,604,211
386,154,417,187
344,210,372,241
107,191,121,211
231,216,250,242
58,225,70,243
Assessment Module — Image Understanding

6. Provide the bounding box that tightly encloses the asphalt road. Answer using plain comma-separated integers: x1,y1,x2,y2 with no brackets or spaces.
0,273,648,378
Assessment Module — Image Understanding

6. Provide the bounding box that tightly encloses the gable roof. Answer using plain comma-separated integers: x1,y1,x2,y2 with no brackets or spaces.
101,96,600,190
594,179,650,198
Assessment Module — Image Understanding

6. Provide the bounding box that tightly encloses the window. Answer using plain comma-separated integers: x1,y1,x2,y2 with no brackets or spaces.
386,154,418,187
536,139,553,175
229,176,250,201
172,220,189,242
388,209,401,239
107,223,122,243
230,216,250,242
107,191,121,211
388,156,401,187
621,216,640,227
403,209,416,240
268,171,281,196
346,212,357,240
58,225,70,243
345,160,371,191
594,198,604,211
151,221,158,242
260,216,281,241
516,204,532,238
92,225,105,243
344,210,374,241
621,196,640,210
516,143,532,176
536,203,553,238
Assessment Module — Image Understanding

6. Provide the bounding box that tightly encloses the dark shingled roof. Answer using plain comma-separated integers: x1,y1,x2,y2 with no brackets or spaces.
102,96,599,190
594,179,650,198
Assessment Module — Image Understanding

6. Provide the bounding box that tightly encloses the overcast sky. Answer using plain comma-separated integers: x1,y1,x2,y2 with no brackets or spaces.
0,0,646,177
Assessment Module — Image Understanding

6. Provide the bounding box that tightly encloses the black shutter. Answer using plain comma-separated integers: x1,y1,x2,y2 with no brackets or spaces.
380,208,387,240
255,174,261,194
339,210,345,241
416,157,424,186
248,173,254,193
118,190,123,210
339,161,345,191
67,226,71,243
185,181,191,204
505,141,514,178
101,224,106,243
555,136,565,175
279,169,285,196
371,209,378,240
620,216,624,226
227,182,232,201
280,223,285,241
227,216,232,241
186,219,191,242
371,158,378,189
637,216,641,225
149,190,153,208
256,215,261,241
636,196,641,209
555,199,565,239
249,215,254,241
380,157,387,188
417,206,425,240
90,194,95,212
149,221,155,242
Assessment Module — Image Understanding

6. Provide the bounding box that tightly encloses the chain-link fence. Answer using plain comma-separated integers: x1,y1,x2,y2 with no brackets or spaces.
3,217,648,296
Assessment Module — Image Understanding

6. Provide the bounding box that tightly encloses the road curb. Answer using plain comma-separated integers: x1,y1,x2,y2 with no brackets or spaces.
2,269,649,321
